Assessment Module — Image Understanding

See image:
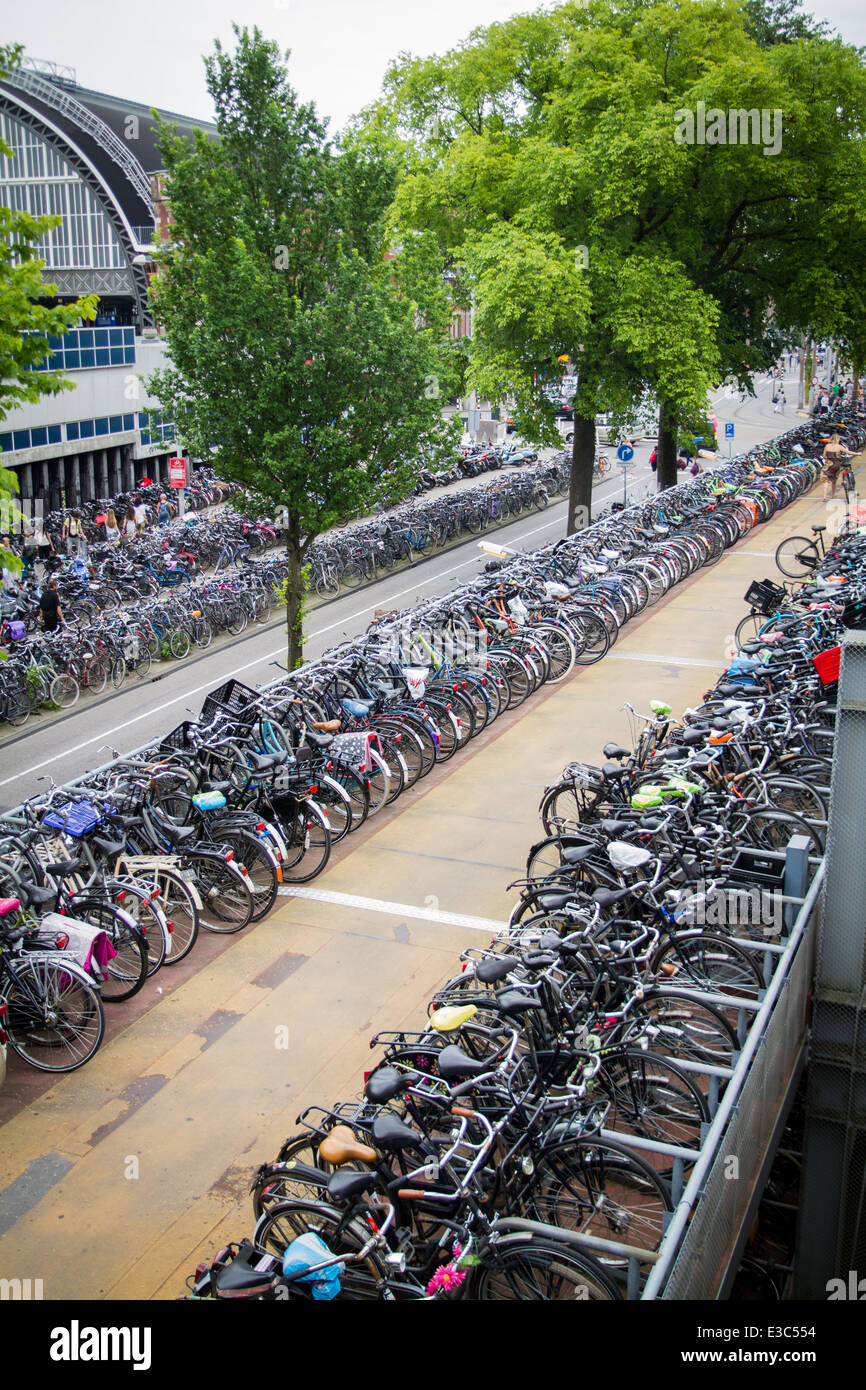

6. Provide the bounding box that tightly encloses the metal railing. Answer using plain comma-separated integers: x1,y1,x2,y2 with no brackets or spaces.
642,852,825,1299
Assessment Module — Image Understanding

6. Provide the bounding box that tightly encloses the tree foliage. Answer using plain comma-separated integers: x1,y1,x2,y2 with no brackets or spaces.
148,26,455,664
369,0,866,510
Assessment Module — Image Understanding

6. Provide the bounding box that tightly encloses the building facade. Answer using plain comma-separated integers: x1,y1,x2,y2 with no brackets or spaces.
0,57,216,512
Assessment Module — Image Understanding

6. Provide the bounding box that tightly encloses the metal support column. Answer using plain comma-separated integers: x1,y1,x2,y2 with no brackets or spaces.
793,632,866,1296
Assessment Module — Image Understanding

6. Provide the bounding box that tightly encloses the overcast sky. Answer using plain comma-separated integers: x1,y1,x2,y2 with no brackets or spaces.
7,0,866,131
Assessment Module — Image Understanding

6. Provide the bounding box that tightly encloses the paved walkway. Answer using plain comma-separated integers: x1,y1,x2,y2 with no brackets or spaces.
0,466,850,1299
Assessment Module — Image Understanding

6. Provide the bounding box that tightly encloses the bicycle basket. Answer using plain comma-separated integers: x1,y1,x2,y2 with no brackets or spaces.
744,578,785,615
813,646,841,685
43,801,103,838
200,679,259,722
157,721,200,753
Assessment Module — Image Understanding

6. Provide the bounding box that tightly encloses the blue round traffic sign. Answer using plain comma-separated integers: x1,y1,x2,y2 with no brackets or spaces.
616,443,635,462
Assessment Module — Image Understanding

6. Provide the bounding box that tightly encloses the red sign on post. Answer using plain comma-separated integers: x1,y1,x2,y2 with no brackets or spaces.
169,457,188,489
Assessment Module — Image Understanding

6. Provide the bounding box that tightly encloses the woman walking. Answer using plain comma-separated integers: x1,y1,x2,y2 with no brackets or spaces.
822,434,854,501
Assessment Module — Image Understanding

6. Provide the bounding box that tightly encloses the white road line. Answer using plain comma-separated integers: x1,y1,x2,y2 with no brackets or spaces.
609,652,722,669
277,885,506,934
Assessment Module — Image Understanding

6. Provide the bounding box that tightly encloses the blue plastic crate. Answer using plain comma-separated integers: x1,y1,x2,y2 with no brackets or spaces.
43,802,103,838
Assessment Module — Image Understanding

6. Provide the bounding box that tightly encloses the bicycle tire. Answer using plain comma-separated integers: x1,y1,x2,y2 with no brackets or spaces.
192,855,254,932
474,1237,622,1301
4,955,105,1072
775,536,819,578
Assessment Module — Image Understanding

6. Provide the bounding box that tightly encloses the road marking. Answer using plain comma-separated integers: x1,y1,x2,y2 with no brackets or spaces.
277,885,506,934
609,652,722,669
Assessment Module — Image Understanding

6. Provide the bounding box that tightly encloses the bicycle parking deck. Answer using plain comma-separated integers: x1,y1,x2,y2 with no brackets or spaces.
0,468,852,1300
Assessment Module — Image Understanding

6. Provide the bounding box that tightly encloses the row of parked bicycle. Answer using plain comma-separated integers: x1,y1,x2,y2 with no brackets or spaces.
178,521,853,1299
0,448,584,725
0,413,844,1094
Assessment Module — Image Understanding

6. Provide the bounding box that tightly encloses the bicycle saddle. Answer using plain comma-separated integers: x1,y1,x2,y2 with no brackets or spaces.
212,1243,279,1298
43,859,85,877
93,835,126,856
21,883,56,907
560,844,596,865
602,763,629,780
600,819,633,835
603,743,630,760
475,955,520,984
327,1168,383,1204
371,1112,427,1153
491,988,543,1017
436,1045,490,1081
341,698,373,717
304,729,333,747
158,821,197,845
365,1066,411,1105
318,1125,378,1167
0,897,20,918
592,886,635,909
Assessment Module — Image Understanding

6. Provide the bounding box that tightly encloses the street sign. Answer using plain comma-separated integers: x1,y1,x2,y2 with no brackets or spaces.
617,443,635,462
169,456,188,488
724,423,735,438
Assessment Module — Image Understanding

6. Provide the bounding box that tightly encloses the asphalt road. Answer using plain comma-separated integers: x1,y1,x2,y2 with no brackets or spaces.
0,373,803,810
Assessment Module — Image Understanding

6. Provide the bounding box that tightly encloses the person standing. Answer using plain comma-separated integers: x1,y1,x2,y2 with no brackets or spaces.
0,535,17,591
133,495,148,535
62,510,85,557
33,515,53,575
122,506,138,542
103,508,121,544
157,493,171,528
38,576,64,631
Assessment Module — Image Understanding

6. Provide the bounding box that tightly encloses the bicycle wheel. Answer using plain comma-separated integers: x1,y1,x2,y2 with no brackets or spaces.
88,887,168,978
150,866,200,964
327,765,370,831
95,915,149,1003
216,830,279,922
192,855,254,932
527,1136,672,1257
639,988,739,1068
474,1236,622,1301
280,800,331,883
252,1198,385,1299
169,627,192,659
652,930,763,998
598,1049,709,1154
49,672,80,709
4,956,105,1072
734,611,766,649
85,657,109,696
774,536,819,578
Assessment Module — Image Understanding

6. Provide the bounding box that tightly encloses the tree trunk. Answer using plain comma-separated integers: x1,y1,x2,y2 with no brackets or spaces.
797,335,805,410
852,359,860,411
567,412,595,534
656,401,678,490
286,515,304,670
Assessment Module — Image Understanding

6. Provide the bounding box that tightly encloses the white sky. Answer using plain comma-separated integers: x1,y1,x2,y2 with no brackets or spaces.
5,0,865,132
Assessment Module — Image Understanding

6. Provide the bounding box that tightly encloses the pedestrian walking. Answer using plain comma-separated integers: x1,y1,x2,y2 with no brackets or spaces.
122,505,138,542
649,448,657,473
774,388,786,414
133,495,148,534
821,433,853,501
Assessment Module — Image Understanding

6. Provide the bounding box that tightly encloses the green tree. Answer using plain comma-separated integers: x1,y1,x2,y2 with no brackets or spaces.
148,27,454,666
376,0,866,506
0,44,97,552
